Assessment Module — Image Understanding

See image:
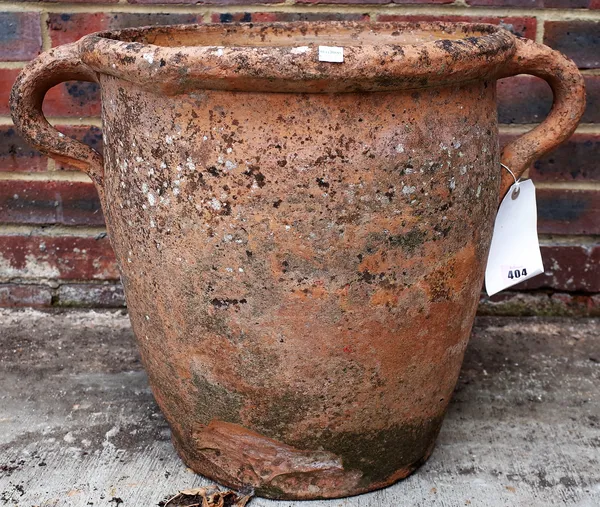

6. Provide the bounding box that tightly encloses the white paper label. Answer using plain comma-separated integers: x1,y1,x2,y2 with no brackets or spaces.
318,46,344,63
485,179,544,296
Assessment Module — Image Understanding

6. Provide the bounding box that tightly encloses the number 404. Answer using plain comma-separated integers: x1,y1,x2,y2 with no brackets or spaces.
507,268,528,280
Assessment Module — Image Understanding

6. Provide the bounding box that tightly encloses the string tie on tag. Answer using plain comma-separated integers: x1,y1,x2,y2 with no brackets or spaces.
501,163,520,200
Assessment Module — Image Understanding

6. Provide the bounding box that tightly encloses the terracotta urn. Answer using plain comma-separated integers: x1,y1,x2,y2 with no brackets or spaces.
11,22,585,500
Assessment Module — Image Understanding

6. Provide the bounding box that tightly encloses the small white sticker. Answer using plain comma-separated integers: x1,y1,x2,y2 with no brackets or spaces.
318,46,344,63
485,179,544,296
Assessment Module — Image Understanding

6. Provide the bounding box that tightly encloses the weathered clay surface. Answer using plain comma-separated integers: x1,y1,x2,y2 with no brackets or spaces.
10,21,586,500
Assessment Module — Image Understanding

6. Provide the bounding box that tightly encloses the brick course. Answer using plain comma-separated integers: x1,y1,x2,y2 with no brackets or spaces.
0,12,42,61
1,125,101,172
0,235,119,280
544,21,600,69
0,1,598,312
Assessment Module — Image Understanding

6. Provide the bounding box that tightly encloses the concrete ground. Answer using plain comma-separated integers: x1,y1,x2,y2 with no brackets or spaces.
0,309,598,507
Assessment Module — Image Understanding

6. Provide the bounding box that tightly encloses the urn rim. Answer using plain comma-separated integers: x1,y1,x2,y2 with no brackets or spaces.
77,21,517,93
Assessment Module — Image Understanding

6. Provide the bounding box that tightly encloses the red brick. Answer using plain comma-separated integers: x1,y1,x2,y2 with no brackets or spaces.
0,12,42,61
537,189,600,235
376,15,536,40
295,0,399,4
0,68,20,116
465,0,541,5
514,244,600,292
390,0,454,3
532,134,600,182
0,125,101,173
43,80,101,118
500,132,600,182
212,12,369,23
0,284,53,307
466,0,594,7
57,282,125,307
0,126,47,173
0,180,103,226
47,12,203,47
544,21,600,69
497,75,600,124
0,235,118,280
544,0,594,6
10,0,117,3
128,0,280,4
295,0,450,4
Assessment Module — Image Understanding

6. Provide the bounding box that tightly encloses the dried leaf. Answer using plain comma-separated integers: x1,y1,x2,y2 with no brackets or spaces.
235,494,252,507
180,488,210,496
164,485,253,507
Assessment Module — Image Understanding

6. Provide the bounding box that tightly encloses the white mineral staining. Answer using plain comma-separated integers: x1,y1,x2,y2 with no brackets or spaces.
402,185,416,195
160,161,167,169
142,183,149,194
449,177,456,191
186,158,196,171
165,136,173,145
142,53,154,64
395,144,405,153
291,46,310,54
147,193,156,206
210,198,222,210
225,160,237,171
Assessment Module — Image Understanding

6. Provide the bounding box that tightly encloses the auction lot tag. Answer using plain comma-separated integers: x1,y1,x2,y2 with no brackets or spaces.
485,179,544,296
318,46,344,63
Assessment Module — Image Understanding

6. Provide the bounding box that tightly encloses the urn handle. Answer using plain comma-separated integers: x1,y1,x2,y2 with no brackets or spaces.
498,37,585,198
10,43,104,187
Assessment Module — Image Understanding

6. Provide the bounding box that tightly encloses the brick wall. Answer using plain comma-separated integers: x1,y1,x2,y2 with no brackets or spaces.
0,1,598,314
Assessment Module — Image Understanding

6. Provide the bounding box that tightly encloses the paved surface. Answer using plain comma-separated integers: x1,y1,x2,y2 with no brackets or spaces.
0,309,598,507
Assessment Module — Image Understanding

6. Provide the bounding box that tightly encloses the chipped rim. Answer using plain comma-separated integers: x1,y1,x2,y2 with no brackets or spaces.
77,21,518,93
